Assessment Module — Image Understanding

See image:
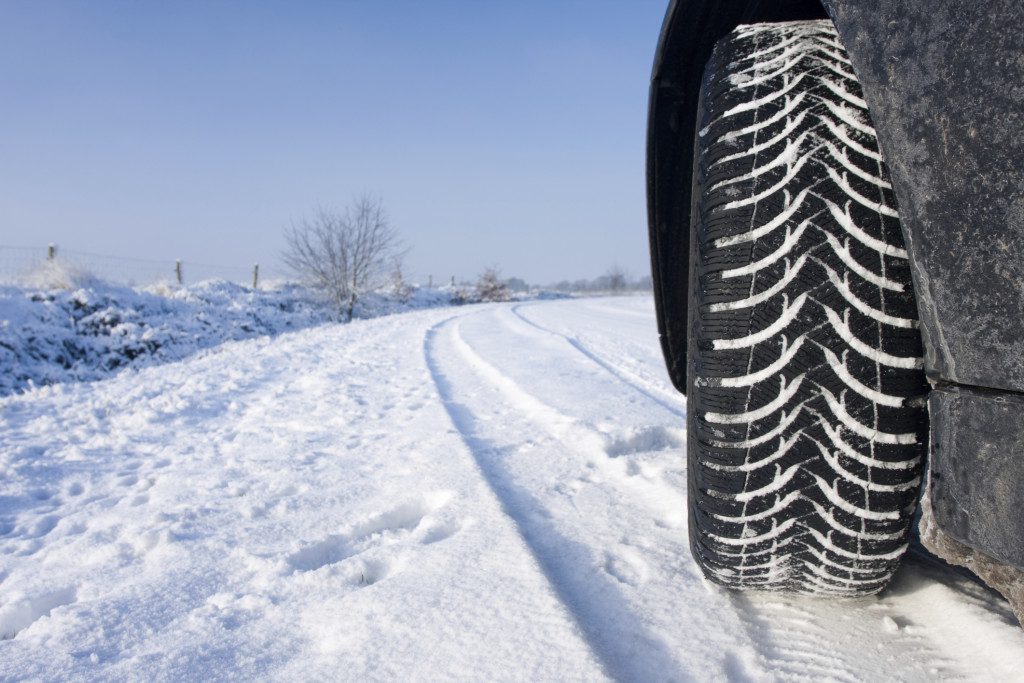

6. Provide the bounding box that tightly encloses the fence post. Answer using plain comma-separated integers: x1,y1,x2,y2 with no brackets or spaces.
428,274,433,288
48,244,56,261
252,263,259,289
450,275,455,287
175,259,183,285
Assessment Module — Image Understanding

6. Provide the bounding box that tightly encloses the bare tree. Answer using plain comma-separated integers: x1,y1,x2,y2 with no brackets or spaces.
283,195,403,319
605,265,628,293
476,266,510,302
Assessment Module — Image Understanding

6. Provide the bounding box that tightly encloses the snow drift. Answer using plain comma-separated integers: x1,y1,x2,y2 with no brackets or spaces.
0,276,467,398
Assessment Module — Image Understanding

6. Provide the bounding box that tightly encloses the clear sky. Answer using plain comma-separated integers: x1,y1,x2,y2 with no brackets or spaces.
0,1,668,284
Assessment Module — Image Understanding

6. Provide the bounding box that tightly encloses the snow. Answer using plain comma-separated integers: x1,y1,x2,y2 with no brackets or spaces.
0,275,511,398
1,296,1022,681
0,280,329,398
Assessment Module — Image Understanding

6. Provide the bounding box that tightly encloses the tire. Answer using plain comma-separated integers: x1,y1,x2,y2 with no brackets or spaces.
687,20,929,595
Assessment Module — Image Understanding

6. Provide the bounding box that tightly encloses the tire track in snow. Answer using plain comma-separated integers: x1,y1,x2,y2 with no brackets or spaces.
424,311,760,682
508,304,686,419
445,314,687,525
423,318,697,682
473,302,990,680
507,302,900,673
727,590,950,682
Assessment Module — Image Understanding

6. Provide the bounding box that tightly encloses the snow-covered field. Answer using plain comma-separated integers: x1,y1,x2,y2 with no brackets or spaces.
0,275,458,398
1,297,1022,681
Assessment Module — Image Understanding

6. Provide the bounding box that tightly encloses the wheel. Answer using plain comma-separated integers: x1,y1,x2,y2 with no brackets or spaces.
687,20,929,595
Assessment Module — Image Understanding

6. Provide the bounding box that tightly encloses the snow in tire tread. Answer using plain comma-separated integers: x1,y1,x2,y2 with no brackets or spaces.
688,20,928,596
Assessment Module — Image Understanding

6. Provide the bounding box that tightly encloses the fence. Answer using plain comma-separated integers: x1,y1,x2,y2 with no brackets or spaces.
0,244,293,288
0,244,440,290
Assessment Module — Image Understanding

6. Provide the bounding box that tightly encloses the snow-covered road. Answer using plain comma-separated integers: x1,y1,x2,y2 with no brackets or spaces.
2,297,1022,681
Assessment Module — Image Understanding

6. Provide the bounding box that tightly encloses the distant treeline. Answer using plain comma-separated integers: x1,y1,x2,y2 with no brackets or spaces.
497,267,653,294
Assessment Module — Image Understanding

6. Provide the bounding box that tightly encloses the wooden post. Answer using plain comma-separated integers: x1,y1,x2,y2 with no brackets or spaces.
428,274,433,288
47,244,56,261
252,263,259,289
450,275,455,287
175,259,183,285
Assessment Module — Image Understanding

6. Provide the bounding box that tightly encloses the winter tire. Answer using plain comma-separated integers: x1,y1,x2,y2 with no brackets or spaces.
688,20,928,595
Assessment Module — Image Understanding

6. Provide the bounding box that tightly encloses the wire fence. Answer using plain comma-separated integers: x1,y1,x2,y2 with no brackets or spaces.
0,244,291,288
0,245,651,294
0,244,443,290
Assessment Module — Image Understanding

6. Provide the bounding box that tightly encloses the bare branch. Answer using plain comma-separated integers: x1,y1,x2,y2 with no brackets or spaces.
282,195,404,319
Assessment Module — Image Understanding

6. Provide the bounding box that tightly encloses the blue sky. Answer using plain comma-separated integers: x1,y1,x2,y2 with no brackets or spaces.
0,1,668,284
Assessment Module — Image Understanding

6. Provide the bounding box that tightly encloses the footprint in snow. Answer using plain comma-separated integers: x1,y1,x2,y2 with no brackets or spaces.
604,425,685,458
29,515,60,539
604,545,650,587
286,491,458,574
555,478,587,497
29,488,54,502
351,558,396,587
286,534,356,572
0,586,77,641
420,518,464,545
